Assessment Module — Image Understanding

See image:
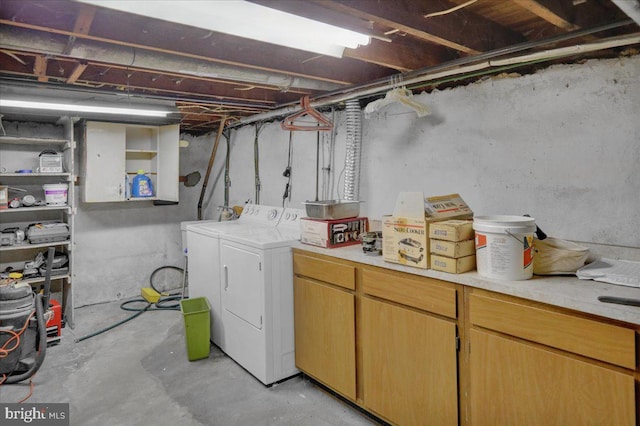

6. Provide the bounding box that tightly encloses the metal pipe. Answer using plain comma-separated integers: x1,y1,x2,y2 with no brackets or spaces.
197,118,226,220
224,130,231,208
228,20,636,128
254,125,261,204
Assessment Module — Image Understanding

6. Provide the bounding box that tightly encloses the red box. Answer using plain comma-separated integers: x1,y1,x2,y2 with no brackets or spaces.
300,217,368,248
46,299,62,337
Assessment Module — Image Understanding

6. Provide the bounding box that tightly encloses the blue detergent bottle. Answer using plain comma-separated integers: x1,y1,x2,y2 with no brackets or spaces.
131,169,154,197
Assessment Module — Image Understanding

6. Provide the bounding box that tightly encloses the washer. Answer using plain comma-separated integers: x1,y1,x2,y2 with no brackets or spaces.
185,205,286,355
217,206,303,385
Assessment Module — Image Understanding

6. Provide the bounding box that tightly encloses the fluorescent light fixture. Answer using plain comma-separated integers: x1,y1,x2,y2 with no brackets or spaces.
0,99,170,117
76,0,371,58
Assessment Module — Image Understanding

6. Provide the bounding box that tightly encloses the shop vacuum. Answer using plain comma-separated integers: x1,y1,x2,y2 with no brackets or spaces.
0,248,55,384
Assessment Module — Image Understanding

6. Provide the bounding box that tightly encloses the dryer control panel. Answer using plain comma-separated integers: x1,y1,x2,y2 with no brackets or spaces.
239,204,283,226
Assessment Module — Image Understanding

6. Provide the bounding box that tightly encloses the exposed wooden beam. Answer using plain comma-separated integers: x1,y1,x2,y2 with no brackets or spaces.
0,19,353,87
63,4,97,55
33,55,48,82
312,0,525,55
259,0,457,71
66,62,88,84
512,0,580,31
344,38,455,72
312,0,477,54
247,0,391,42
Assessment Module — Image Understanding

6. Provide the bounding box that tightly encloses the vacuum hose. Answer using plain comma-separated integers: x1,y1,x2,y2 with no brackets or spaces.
4,294,47,384
343,100,362,201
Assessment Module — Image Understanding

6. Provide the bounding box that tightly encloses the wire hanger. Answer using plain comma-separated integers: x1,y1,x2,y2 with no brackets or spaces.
281,96,333,131
364,75,431,118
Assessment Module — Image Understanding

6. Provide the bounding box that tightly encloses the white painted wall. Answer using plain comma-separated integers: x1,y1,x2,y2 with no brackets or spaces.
40,55,640,307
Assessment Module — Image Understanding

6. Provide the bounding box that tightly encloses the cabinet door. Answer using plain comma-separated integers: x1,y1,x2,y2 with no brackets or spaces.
362,297,458,426
294,277,356,400
156,124,179,201
84,122,126,202
470,329,636,426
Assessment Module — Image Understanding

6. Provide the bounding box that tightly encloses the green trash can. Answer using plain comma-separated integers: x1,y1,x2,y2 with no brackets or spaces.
180,297,211,361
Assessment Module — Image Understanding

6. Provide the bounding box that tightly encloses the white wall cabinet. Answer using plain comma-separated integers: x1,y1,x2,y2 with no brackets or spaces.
83,121,179,203
0,116,76,328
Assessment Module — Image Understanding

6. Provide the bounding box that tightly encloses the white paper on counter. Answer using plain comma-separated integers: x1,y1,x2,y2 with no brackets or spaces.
577,258,640,288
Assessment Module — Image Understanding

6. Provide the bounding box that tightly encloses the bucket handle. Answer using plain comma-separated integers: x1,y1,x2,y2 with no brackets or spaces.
505,230,527,245
504,230,538,253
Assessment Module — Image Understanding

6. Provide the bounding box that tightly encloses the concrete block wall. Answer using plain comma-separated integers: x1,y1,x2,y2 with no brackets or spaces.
6,55,637,308
221,56,640,249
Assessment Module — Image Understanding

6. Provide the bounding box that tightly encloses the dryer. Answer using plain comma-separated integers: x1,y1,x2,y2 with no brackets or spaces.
218,207,303,385
185,204,282,351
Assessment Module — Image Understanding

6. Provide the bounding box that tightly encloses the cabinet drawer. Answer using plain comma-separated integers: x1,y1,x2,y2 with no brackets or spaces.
362,268,457,319
293,253,355,290
470,293,636,369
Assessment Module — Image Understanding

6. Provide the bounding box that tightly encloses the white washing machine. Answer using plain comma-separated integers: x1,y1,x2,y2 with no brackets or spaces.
217,207,303,385
185,204,290,361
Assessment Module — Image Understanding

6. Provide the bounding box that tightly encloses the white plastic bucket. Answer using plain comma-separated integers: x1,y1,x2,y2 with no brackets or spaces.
473,215,536,281
43,183,68,205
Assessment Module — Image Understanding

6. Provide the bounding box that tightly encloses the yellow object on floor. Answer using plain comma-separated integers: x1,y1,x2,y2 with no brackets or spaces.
140,287,161,303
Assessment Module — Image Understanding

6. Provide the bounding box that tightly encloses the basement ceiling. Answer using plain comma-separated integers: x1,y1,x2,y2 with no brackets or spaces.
1,0,638,134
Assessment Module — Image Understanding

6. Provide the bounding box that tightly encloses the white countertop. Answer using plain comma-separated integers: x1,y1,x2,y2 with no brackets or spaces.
293,242,640,326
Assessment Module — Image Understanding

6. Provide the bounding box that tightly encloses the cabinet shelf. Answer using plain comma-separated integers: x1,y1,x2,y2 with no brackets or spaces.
126,149,157,155
13,274,71,286
0,136,70,148
0,205,70,214
0,240,71,252
0,172,72,178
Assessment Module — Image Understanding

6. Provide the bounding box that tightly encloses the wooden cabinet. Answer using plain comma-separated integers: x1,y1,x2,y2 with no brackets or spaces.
293,252,356,400
292,249,639,426
361,268,459,426
293,250,460,425
469,291,636,426
83,121,179,202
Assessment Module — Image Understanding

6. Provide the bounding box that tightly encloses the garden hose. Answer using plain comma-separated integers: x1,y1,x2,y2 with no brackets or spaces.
74,266,185,343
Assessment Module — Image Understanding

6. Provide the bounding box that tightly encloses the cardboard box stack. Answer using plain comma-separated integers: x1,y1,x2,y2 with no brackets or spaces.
429,219,476,274
382,193,473,269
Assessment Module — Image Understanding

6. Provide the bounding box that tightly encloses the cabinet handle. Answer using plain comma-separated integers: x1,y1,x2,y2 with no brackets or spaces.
118,183,122,196
223,265,229,291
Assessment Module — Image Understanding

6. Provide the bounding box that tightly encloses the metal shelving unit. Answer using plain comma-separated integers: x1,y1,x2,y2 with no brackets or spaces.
0,117,76,327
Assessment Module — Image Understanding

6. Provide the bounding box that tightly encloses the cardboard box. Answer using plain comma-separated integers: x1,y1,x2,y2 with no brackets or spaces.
430,238,476,258
300,217,368,249
429,219,474,242
424,193,473,218
383,216,429,267
382,193,473,269
430,254,476,274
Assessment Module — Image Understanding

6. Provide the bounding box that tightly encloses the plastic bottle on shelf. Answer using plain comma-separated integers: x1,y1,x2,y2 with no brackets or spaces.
131,169,154,197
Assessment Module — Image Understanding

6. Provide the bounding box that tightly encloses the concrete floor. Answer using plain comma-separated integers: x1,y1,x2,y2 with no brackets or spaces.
1,299,379,426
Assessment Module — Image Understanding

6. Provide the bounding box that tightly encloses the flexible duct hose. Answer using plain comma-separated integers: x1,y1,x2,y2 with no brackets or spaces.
4,294,47,384
343,100,362,201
